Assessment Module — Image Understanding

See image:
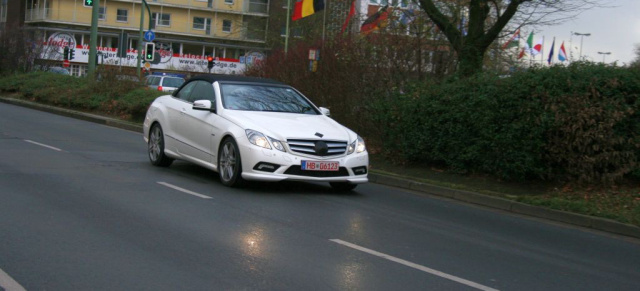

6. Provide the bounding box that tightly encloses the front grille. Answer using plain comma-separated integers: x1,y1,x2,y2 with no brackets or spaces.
284,166,349,177
287,139,347,157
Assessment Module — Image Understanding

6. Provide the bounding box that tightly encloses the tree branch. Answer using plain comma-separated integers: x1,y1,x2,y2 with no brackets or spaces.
418,0,462,50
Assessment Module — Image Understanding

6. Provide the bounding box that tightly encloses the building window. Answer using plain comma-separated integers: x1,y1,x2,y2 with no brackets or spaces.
152,13,171,26
98,7,106,20
116,9,128,22
193,17,212,34
280,26,301,38
222,20,232,33
1,0,7,23
225,0,234,4
193,17,205,29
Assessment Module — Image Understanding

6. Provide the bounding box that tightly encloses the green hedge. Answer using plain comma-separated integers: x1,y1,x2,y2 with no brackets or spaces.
0,72,164,121
374,63,640,183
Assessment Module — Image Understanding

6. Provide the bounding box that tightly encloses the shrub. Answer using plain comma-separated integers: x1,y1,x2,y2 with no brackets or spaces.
0,71,163,122
373,63,640,184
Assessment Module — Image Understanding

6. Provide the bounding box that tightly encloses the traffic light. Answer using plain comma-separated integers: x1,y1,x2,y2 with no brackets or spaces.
145,43,155,62
83,0,94,7
207,55,214,70
69,48,75,60
63,46,69,61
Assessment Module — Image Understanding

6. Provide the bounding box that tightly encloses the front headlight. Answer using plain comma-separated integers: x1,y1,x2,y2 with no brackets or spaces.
348,136,366,154
246,130,286,152
246,129,271,149
268,136,285,152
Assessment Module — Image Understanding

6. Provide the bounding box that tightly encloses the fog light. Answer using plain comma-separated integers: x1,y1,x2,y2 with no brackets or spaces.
253,162,280,173
352,166,368,175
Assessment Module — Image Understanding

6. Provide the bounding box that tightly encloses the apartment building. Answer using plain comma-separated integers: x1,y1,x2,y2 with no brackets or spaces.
20,0,270,76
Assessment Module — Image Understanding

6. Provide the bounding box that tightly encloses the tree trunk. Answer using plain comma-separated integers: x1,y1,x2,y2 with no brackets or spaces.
458,43,487,77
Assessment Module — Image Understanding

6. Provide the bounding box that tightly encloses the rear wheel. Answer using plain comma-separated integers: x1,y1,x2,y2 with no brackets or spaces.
148,124,174,167
218,138,244,187
330,182,357,192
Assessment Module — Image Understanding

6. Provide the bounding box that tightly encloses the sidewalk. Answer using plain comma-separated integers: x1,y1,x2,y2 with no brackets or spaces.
2,96,639,240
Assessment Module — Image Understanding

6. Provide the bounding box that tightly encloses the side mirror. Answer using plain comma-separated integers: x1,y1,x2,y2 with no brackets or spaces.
192,100,215,112
319,107,331,117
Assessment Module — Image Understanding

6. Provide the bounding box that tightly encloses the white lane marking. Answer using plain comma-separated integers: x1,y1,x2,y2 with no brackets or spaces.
330,239,499,291
0,267,26,291
157,182,212,199
24,139,62,152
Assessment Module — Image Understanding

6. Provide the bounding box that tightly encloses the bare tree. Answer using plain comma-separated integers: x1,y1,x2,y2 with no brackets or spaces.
0,28,46,75
629,44,640,68
416,0,604,76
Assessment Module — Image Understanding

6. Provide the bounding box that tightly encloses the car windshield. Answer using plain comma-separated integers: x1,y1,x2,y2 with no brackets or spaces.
163,77,185,87
220,84,317,114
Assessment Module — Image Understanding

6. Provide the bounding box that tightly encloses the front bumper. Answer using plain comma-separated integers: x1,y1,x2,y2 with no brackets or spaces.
237,142,369,184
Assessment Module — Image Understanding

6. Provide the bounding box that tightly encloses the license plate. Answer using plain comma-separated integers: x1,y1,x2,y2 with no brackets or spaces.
301,160,339,171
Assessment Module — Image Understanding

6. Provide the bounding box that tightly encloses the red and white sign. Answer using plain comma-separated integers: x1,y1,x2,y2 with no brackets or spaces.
301,161,339,171
63,59,70,67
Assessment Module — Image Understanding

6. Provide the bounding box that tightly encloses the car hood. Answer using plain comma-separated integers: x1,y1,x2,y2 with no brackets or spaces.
223,110,355,142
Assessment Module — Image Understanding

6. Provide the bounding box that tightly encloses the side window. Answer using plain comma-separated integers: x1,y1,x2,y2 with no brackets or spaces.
188,81,215,103
175,81,198,101
150,77,161,86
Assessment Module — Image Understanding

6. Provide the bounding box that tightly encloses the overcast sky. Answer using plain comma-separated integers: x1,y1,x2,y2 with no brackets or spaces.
525,0,639,65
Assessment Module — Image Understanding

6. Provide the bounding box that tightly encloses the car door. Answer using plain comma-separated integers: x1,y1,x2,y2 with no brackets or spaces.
176,80,221,164
165,81,197,155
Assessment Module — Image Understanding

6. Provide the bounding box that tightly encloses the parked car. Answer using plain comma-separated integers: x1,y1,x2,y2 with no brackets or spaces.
143,75,369,191
145,73,185,92
47,66,71,75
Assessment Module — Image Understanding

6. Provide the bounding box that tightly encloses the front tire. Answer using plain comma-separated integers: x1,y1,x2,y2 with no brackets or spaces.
330,182,357,192
148,124,174,167
218,138,244,187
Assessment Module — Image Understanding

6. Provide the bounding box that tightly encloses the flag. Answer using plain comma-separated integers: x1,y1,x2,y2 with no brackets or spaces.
526,31,534,52
502,29,520,49
558,41,567,62
547,38,555,65
531,37,543,56
361,5,389,35
400,9,416,26
518,48,527,59
459,16,467,36
292,0,325,21
341,0,356,33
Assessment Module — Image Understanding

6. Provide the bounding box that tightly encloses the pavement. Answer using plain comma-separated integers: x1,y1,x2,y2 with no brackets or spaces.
2,96,639,240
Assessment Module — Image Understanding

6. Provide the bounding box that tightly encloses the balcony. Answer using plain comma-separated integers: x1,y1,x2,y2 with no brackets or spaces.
109,0,269,16
25,8,51,22
24,8,266,43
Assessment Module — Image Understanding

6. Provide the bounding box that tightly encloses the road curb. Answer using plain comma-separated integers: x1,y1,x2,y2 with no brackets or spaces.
2,96,639,239
0,97,143,133
369,172,640,239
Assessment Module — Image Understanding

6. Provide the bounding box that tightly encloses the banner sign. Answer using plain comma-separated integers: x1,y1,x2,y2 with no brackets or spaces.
40,36,247,75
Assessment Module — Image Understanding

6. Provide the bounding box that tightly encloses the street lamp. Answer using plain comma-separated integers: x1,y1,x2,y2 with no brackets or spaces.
573,32,591,61
598,51,611,63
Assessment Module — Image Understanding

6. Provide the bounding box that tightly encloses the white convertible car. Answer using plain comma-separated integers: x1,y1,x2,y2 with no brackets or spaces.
143,75,369,191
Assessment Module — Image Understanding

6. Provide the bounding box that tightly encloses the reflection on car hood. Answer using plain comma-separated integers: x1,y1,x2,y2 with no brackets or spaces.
223,110,354,141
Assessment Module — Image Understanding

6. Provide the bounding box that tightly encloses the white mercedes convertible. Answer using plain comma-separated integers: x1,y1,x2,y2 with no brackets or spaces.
143,75,368,191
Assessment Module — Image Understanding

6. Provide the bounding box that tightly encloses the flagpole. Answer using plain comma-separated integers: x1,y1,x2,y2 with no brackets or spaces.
540,36,544,65
322,0,327,44
285,0,291,55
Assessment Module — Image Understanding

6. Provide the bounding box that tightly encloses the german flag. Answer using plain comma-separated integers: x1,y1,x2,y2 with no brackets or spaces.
361,5,389,35
292,0,325,21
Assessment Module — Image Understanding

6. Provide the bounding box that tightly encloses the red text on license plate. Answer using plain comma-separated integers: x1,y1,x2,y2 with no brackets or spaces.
301,161,339,171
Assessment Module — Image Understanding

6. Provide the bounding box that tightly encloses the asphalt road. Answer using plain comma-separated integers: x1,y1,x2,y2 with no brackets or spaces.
1,102,639,291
